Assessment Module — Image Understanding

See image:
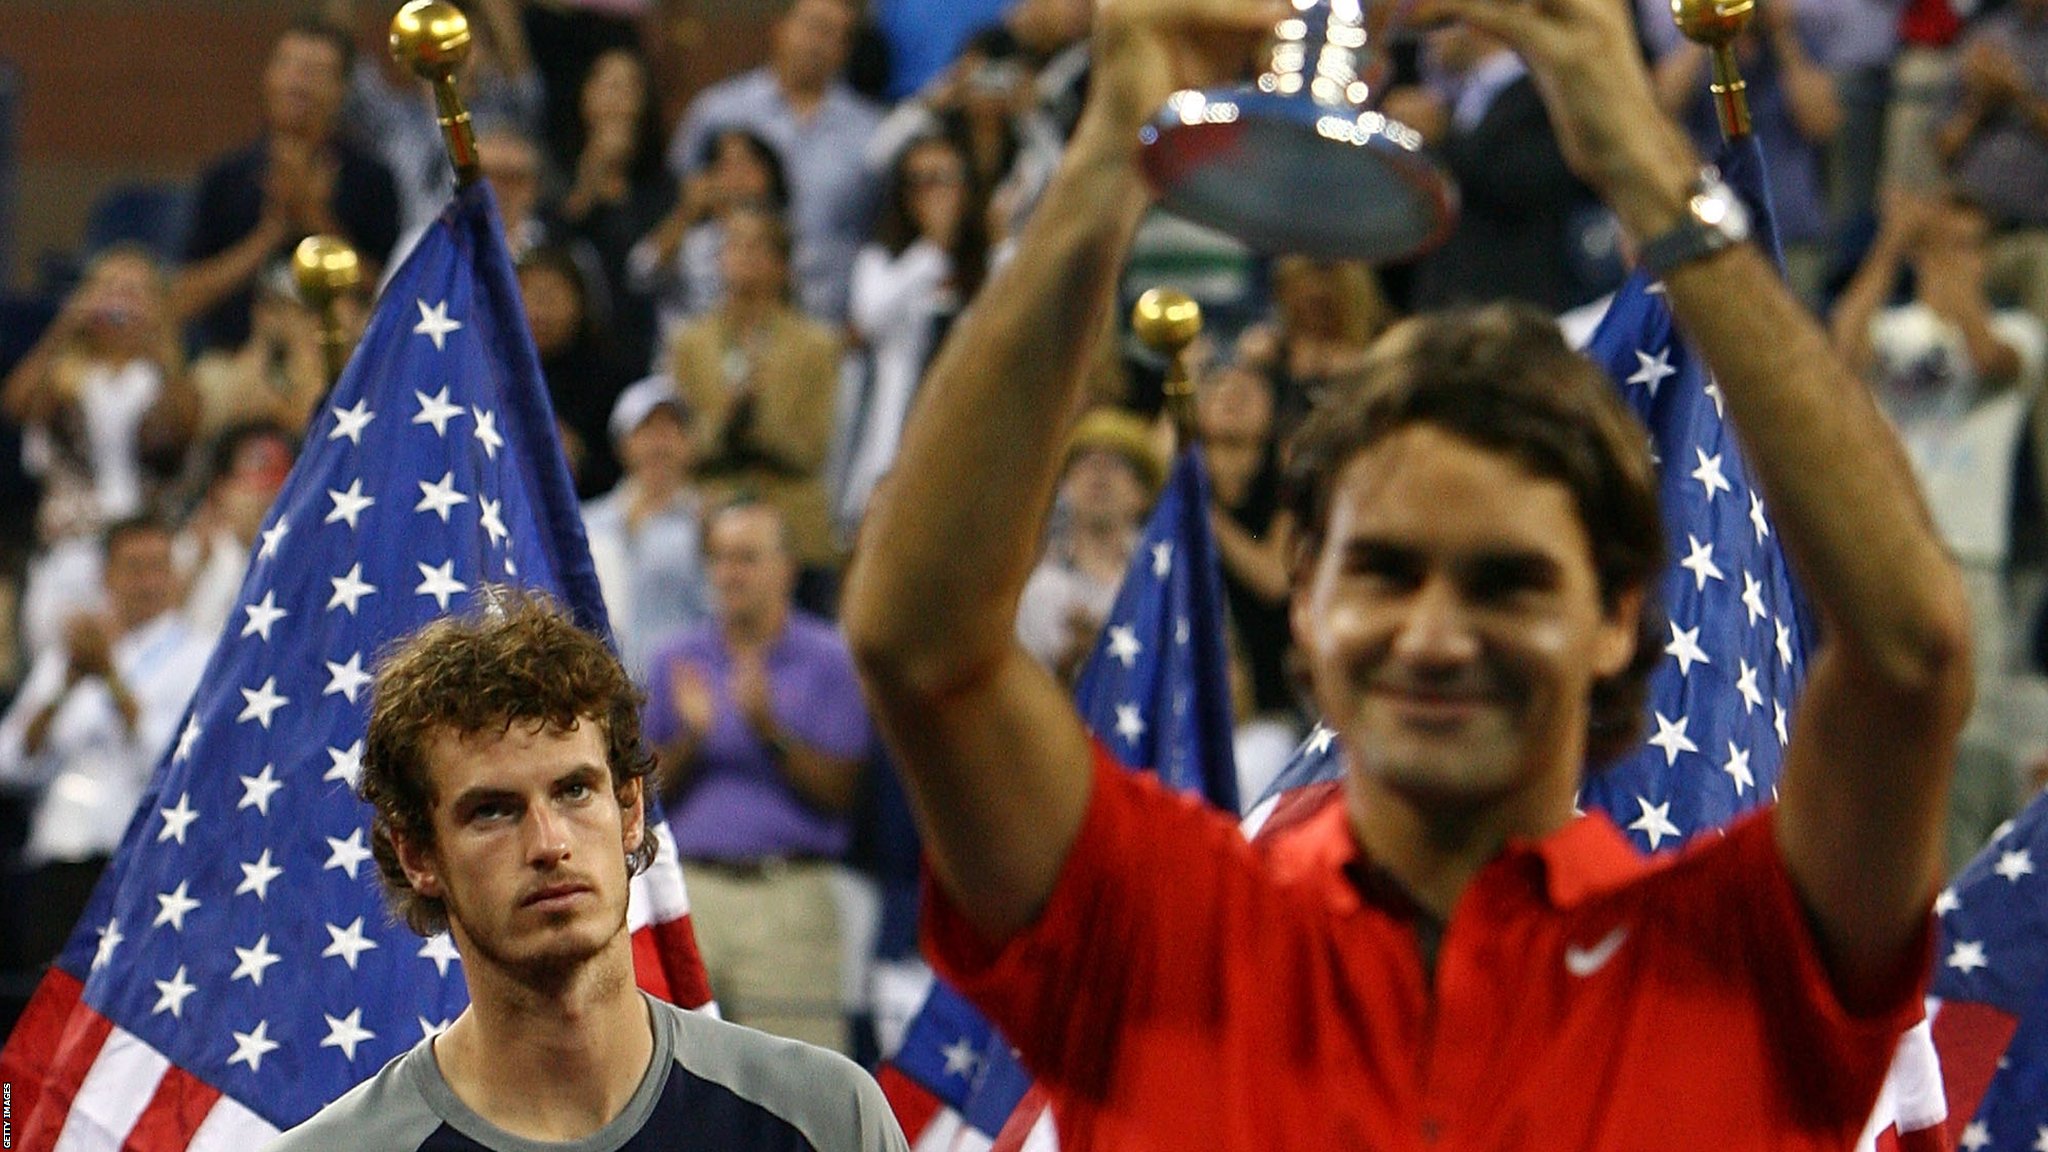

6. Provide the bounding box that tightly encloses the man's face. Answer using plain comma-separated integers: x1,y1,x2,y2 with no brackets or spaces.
1293,426,1637,813
720,213,787,301
262,31,346,140
773,0,855,91
621,407,693,481
401,719,641,983
708,506,796,629
104,529,176,631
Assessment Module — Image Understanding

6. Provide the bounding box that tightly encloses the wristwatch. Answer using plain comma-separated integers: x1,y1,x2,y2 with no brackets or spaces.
1636,167,1751,279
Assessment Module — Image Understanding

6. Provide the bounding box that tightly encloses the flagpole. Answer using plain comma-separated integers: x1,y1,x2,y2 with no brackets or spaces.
1672,0,1756,140
391,0,481,185
1132,288,1203,446
292,234,362,389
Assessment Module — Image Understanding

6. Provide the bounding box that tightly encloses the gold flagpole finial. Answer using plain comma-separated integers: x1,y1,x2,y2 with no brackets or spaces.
292,235,362,388
391,0,480,183
1132,288,1204,446
1672,0,1756,140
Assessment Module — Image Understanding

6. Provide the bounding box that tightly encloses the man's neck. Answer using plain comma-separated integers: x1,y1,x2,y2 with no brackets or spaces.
775,67,829,118
433,945,654,1142
1065,520,1134,584
1344,764,1579,921
724,605,789,650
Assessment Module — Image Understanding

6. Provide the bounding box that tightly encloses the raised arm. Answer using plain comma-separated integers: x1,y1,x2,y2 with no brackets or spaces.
840,0,1280,940
1430,0,1971,1008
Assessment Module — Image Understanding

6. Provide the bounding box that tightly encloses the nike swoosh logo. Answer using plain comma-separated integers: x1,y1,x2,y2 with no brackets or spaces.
1564,925,1630,977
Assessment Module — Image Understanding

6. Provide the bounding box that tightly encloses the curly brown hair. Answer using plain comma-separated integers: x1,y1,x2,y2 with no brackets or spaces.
1283,302,1665,767
360,590,657,936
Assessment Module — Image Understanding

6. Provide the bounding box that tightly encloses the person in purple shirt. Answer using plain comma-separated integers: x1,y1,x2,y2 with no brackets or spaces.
645,498,868,1054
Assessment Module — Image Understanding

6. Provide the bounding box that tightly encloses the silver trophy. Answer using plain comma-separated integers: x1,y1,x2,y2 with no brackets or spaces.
1138,0,1458,261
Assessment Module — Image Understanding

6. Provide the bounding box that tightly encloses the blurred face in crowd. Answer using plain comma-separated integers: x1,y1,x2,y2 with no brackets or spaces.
400,718,641,983
581,49,649,130
479,133,544,230
1061,448,1149,535
900,137,970,240
720,210,790,304
519,262,584,357
708,132,779,211
708,504,798,636
1197,358,1276,449
78,250,167,358
104,526,177,632
620,405,693,485
263,29,347,140
773,0,856,94
214,432,295,544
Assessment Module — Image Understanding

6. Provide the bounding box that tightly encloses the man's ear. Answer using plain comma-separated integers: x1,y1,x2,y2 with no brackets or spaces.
1595,584,1646,680
618,776,646,856
393,827,442,898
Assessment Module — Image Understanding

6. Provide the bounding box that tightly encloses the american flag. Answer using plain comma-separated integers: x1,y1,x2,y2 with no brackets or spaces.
1926,786,2048,1148
0,182,712,1150
878,448,1239,1151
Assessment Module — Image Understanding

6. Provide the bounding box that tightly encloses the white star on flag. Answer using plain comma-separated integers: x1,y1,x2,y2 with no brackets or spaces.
1774,702,1791,747
419,933,462,977
328,563,378,615
412,298,463,350
472,406,504,459
157,792,198,844
942,1037,981,1078
321,1009,377,1062
415,471,470,522
152,965,197,1018
1690,448,1732,503
228,1019,281,1072
91,919,123,971
238,677,290,728
324,828,374,879
1627,347,1677,395
324,652,375,703
329,398,375,444
325,740,365,787
479,496,509,547
1721,742,1754,796
415,560,469,612
322,917,380,970
1961,1121,1990,1152
1947,939,1989,974
1114,703,1147,746
1151,542,1172,578
258,515,290,560
241,591,288,641
1774,619,1794,669
174,716,201,761
1748,490,1771,543
325,479,376,529
1740,571,1770,627
231,934,282,985
1629,797,1683,851
1995,849,2035,883
1734,660,1764,713
1664,622,1710,677
1933,886,1960,916
236,850,284,901
1105,624,1142,668
413,387,466,436
236,764,284,816
154,881,201,931
1678,535,1724,590
1647,712,1698,765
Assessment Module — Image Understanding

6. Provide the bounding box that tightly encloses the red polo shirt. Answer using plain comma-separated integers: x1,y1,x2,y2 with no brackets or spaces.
923,746,1928,1150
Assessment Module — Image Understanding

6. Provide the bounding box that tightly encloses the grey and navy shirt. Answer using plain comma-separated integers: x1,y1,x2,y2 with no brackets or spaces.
266,995,908,1152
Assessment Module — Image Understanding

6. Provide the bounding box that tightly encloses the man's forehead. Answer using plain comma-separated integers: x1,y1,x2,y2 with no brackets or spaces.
1325,427,1583,539
422,718,603,789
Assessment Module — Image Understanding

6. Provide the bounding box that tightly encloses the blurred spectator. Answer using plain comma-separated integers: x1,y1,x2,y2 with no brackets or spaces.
630,128,793,352
174,419,297,645
174,18,399,354
666,0,884,322
1193,337,1301,802
336,0,542,243
2,245,198,550
1016,408,1164,682
645,500,868,1053
865,26,1064,244
518,244,634,497
1237,256,1393,440
1647,0,1843,306
837,134,987,544
584,375,711,683
1888,0,1971,194
1799,0,1903,227
1005,0,1094,140
669,207,844,602
0,516,212,970
187,261,358,440
1384,24,1594,313
1830,187,2048,872
521,0,644,181
558,48,677,374
1934,0,2048,320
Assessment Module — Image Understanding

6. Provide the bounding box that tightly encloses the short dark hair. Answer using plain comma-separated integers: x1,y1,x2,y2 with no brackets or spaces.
280,15,356,76
102,512,171,557
361,591,657,935
1283,302,1664,766
206,417,298,485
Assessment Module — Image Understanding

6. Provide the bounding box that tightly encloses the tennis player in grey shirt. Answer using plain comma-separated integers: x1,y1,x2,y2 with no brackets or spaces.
268,597,904,1152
